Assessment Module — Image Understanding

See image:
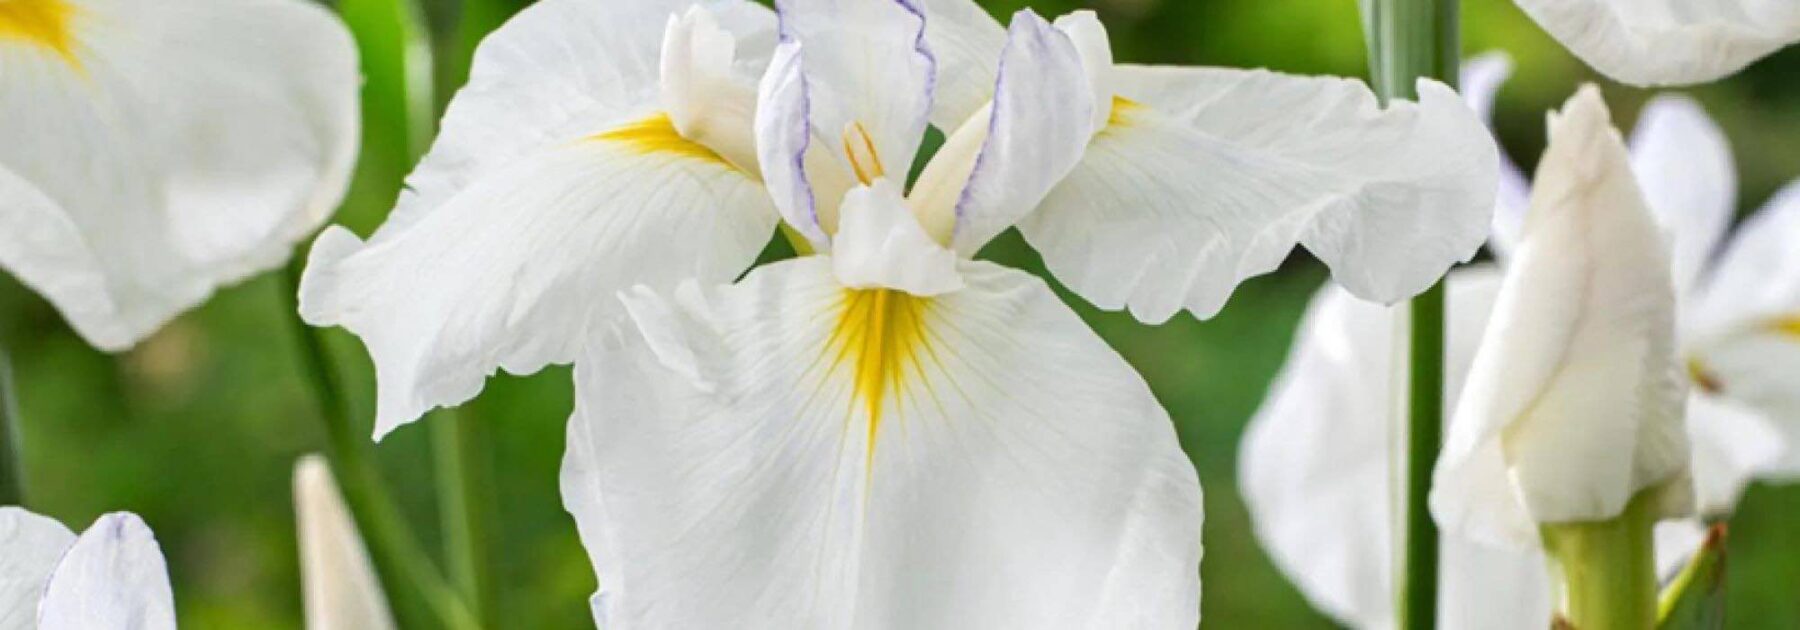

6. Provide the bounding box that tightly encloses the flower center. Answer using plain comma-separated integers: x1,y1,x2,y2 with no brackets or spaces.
841,121,886,186
0,0,80,67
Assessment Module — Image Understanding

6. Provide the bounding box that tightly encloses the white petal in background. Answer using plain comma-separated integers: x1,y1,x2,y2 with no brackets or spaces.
1433,87,1691,549
295,456,397,630
1457,52,1531,257
0,0,359,350
1017,65,1496,323
1628,94,1736,292
300,0,779,438
1687,182,1800,477
563,257,1202,629
36,513,176,630
1242,273,1709,628
1512,0,1800,86
0,508,76,630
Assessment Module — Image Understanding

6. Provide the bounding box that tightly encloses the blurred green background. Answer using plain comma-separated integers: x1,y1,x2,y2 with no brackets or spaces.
3,0,1797,627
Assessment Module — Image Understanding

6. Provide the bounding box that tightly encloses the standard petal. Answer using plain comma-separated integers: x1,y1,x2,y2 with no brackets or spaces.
300,133,777,438
0,507,76,630
1629,95,1736,291
1017,66,1496,323
0,0,358,350
910,9,1094,252
1432,87,1690,548
1512,0,1800,86
773,0,934,185
36,513,175,630
1240,270,1553,629
914,0,1005,130
1459,51,1532,258
295,456,397,630
562,257,1202,629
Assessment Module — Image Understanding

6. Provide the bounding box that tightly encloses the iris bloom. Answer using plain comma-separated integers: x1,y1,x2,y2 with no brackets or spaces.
1510,0,1800,86
545,0,1498,625
0,0,359,350
1242,66,1800,627
0,508,175,628
300,0,1499,440
294,455,396,630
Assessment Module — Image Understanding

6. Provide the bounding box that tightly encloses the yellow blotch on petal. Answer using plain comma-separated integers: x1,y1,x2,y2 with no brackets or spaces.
829,289,933,462
1107,95,1143,128
1768,315,1800,340
592,113,735,170
0,0,81,68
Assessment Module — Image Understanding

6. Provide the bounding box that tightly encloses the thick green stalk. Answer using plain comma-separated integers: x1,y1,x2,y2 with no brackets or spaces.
0,340,24,506
433,407,495,627
1362,0,1458,628
1542,492,1660,630
280,263,480,630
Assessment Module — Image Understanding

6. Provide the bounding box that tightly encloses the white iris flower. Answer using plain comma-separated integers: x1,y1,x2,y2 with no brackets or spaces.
1242,69,1800,626
0,508,176,629
538,0,1502,626
0,0,360,350
1510,0,1800,86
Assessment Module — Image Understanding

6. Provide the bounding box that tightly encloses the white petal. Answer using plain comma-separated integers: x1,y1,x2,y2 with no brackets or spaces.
914,0,1006,130
773,0,934,183
37,513,175,630
1433,87,1690,548
1459,51,1532,258
910,9,1095,254
753,41,835,248
1241,270,1552,629
1629,95,1736,292
660,5,769,173
1017,67,1496,323
299,131,776,439
396,0,773,230
1512,0,1800,86
0,507,76,630
831,180,964,296
0,0,358,350
562,257,1203,629
295,455,397,630
1686,180,1800,476
1683,394,1785,514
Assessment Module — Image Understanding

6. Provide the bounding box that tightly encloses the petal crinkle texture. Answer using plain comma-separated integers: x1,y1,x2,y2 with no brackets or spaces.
562,256,1203,630
0,0,359,350
298,0,780,438
1513,0,1800,86
1016,66,1497,324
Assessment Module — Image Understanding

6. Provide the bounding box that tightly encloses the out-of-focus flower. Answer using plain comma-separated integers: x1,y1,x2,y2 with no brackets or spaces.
0,0,360,351
298,0,1006,439
1510,0,1799,86
294,455,395,630
1432,85,1693,547
0,507,176,629
1241,71,1800,626
557,0,1499,625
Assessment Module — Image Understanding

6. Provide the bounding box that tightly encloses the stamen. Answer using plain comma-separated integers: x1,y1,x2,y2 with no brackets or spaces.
841,121,886,185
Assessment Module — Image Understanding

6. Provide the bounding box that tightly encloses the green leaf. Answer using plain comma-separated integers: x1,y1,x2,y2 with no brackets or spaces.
1657,524,1729,630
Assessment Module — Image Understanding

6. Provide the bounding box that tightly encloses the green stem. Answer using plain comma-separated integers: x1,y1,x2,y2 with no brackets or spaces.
1542,491,1660,630
1362,0,1458,628
279,261,481,630
0,339,25,506
433,408,495,627
1656,523,1727,629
